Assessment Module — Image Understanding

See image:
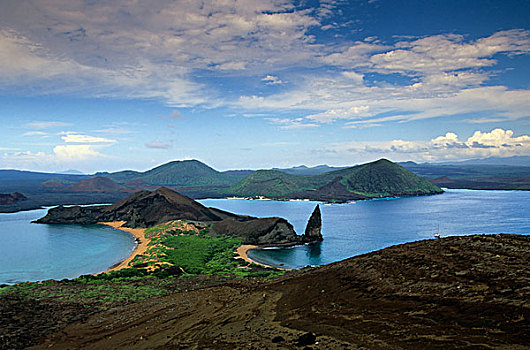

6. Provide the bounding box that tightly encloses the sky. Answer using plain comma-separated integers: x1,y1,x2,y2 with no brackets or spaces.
0,0,529,173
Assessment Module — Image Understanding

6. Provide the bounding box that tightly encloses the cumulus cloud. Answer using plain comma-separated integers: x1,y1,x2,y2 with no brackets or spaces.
262,75,285,85
0,145,107,171
322,129,530,162
53,144,105,161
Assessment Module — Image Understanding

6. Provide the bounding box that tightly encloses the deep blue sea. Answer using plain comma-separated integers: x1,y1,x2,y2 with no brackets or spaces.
1,189,529,283
0,208,136,285
200,189,530,269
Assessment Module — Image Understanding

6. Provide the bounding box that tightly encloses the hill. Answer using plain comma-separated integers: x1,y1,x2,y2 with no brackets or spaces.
35,187,322,245
64,177,131,193
0,192,27,205
230,159,443,201
102,160,248,188
274,164,347,176
4,234,528,349
399,162,530,190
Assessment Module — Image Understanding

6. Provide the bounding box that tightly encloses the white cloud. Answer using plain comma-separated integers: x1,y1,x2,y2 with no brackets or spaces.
262,75,285,85
370,30,530,75
145,140,171,149
22,131,47,137
306,105,371,123
266,117,319,130
61,133,116,143
25,121,72,129
0,0,325,105
322,128,530,163
53,144,105,161
93,127,136,134
322,41,389,68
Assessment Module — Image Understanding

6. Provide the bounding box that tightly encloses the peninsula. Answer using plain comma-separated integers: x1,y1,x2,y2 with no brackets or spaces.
35,186,322,246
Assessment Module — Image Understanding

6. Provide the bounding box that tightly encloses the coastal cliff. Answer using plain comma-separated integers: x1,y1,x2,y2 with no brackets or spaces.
35,187,322,246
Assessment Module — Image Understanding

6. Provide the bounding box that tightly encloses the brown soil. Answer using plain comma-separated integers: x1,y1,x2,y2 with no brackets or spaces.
3,234,529,349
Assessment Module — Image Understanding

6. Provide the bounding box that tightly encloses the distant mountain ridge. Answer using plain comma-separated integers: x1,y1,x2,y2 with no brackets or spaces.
273,164,348,176
98,160,247,188
230,159,443,201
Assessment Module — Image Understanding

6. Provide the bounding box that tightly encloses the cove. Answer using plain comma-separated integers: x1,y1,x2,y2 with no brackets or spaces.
0,208,136,285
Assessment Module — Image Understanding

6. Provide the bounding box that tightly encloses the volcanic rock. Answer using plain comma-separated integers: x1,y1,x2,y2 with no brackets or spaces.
35,187,314,246
64,176,130,193
302,205,323,243
210,217,301,245
0,192,27,205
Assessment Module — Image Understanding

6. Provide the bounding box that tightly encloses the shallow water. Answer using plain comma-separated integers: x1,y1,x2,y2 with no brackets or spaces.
200,189,530,269
0,208,135,284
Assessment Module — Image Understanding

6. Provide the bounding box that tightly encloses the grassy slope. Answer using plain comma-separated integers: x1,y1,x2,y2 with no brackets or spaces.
105,160,246,187
230,159,442,198
339,159,443,196
0,222,282,306
228,170,332,196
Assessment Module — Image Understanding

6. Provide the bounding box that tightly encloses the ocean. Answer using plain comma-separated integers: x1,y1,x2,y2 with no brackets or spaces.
0,208,135,285
1,189,528,283
200,189,530,269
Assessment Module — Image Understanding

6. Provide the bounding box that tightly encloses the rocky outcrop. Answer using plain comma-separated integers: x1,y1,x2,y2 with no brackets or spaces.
34,205,105,225
35,187,244,228
210,217,300,245
0,192,27,205
302,205,323,243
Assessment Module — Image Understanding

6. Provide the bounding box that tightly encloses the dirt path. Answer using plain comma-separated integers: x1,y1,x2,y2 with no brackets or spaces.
98,221,148,273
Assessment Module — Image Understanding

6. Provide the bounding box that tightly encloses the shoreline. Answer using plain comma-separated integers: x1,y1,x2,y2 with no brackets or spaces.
236,245,292,271
97,221,149,274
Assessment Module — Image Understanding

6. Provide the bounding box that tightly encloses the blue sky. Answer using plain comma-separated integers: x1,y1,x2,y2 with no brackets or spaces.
0,0,529,173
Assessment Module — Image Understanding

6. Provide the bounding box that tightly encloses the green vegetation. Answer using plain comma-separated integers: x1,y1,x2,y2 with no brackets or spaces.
105,159,247,188
338,159,443,196
229,169,332,197
142,222,284,278
0,275,171,304
0,222,283,305
160,235,280,278
229,159,443,199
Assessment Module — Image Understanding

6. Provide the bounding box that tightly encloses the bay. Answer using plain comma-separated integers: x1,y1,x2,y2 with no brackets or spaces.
200,189,530,269
1,189,528,284
0,208,135,285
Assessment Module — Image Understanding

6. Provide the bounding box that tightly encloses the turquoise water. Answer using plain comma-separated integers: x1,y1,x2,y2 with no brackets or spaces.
200,189,530,269
1,189,528,283
0,208,136,284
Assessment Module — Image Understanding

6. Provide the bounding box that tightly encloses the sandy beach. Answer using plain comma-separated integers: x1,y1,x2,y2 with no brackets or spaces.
98,221,149,273
236,245,292,270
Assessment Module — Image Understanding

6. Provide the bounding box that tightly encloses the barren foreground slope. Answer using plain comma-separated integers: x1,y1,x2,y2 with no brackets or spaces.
3,234,529,349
